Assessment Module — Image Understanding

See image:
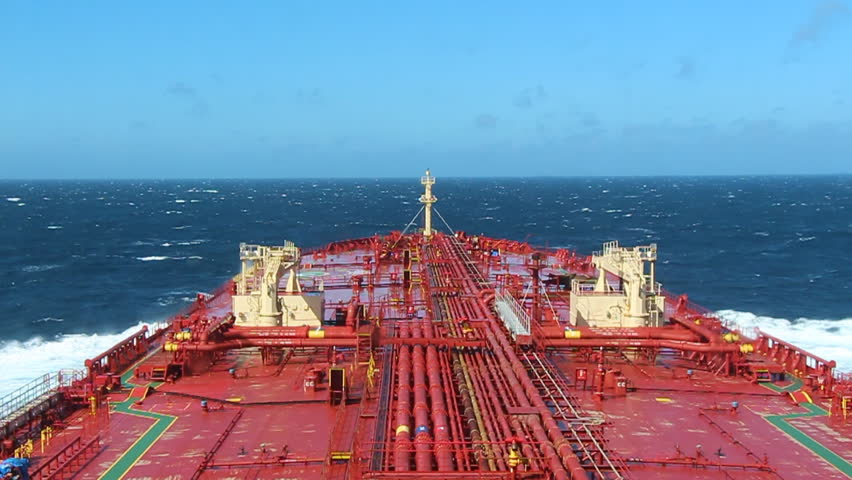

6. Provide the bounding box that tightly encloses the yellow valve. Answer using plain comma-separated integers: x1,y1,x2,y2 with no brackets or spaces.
723,333,740,343
507,449,520,467
395,425,410,435
739,343,754,354
366,354,377,389
164,342,179,352
16,439,34,458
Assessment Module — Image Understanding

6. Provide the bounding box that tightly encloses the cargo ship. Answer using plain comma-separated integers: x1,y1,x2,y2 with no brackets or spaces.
2,171,850,480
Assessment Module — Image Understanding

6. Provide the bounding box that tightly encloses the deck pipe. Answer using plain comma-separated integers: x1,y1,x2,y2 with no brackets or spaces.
465,353,509,471
448,244,548,472
447,290,536,470
222,325,355,340
452,354,490,471
484,322,586,480
438,294,492,470
538,325,700,342
411,322,434,471
394,323,413,471
423,319,454,471
444,237,589,476
669,313,722,343
345,300,359,328
173,337,357,351
473,350,517,440
437,341,468,470
480,348,541,471
543,338,742,353
423,252,480,470
436,236,578,477
197,314,236,343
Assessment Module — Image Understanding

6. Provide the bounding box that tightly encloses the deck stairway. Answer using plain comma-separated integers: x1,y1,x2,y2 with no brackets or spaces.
355,328,373,367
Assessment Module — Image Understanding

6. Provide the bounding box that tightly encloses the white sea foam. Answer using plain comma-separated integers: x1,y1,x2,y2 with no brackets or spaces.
1,311,846,399
176,240,207,246
717,310,852,372
136,256,203,262
32,317,64,324
627,227,656,234
22,264,61,273
6,197,21,202
47,225,63,230
0,322,161,397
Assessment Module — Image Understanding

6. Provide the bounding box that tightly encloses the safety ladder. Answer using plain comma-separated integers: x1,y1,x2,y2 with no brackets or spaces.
355,328,373,367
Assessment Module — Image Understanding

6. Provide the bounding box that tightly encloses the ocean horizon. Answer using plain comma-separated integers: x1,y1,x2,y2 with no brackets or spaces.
2,175,849,396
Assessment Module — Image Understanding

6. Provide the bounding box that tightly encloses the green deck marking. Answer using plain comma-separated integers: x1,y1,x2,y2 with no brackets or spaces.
763,402,852,477
120,348,164,388
97,396,177,480
96,347,174,479
762,375,803,393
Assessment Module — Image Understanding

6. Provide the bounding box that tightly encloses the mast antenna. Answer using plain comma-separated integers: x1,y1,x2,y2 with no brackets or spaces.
419,169,437,237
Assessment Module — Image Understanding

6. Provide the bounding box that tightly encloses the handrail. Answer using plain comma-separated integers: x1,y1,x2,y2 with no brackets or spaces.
30,434,101,480
0,369,84,422
493,292,531,338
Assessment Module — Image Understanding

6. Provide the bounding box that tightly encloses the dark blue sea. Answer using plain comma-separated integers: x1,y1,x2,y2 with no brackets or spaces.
1,176,850,394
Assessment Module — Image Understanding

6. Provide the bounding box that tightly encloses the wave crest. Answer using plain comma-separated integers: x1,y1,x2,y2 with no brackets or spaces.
717,310,852,372
1,311,848,398
0,323,160,397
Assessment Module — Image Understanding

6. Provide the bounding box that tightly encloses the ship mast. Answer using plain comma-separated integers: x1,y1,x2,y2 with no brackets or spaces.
419,169,437,237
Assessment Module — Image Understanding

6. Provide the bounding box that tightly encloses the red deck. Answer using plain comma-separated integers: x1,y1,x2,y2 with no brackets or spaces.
4,232,851,480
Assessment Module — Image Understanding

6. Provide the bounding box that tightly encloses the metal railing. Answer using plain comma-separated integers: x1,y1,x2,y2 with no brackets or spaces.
0,369,84,422
493,292,531,338
570,279,624,296
522,352,627,479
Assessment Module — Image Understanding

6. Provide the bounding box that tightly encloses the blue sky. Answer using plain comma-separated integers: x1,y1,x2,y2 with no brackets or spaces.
1,1,851,178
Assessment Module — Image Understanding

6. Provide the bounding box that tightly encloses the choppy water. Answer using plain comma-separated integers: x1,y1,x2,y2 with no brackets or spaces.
1,176,850,395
